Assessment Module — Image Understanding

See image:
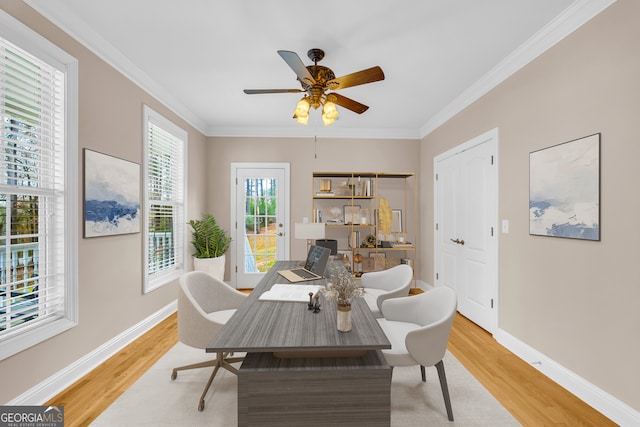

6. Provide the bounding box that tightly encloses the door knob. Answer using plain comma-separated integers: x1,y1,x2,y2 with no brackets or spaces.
278,232,283,236
450,238,465,245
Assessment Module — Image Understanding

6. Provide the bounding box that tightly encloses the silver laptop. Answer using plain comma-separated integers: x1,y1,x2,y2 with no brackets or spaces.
277,245,331,283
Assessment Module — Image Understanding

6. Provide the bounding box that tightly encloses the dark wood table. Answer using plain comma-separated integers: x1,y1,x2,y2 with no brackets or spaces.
207,260,392,426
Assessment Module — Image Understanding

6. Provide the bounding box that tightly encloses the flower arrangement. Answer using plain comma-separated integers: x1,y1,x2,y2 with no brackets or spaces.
321,264,364,307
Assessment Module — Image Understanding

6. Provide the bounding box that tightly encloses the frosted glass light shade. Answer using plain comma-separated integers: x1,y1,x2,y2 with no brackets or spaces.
295,222,325,240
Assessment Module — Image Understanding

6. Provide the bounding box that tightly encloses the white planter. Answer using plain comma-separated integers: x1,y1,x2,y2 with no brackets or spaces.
193,254,226,281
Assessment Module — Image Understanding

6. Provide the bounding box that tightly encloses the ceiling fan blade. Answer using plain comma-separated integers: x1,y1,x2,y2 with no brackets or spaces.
277,50,316,86
243,89,304,94
329,93,369,114
327,66,385,90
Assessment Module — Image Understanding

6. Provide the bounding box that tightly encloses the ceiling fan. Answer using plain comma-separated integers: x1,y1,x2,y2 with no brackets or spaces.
243,48,385,126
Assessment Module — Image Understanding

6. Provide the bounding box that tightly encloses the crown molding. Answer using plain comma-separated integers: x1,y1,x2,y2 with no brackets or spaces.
24,0,616,140
419,0,617,139
23,0,209,135
206,125,420,140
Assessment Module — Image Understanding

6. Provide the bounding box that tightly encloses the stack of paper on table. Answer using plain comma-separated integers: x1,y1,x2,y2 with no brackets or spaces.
258,284,323,302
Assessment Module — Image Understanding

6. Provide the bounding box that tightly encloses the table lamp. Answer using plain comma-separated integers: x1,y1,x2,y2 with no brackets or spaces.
295,222,325,254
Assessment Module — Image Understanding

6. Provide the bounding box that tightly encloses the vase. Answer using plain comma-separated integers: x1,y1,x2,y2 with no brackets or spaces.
336,304,352,332
193,254,226,281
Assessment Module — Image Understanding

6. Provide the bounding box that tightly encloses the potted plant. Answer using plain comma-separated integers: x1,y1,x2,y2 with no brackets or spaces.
188,213,232,281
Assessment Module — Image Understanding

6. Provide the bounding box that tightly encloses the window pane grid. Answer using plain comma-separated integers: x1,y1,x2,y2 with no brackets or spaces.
0,35,66,337
243,178,278,273
144,109,185,286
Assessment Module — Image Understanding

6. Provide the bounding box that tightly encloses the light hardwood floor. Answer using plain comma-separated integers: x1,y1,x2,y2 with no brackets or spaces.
45,310,615,427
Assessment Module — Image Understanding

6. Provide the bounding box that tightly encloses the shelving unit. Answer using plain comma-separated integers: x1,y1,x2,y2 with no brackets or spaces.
311,172,417,279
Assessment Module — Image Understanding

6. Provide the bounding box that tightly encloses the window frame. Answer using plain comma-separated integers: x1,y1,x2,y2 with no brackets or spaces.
142,106,187,293
0,11,78,361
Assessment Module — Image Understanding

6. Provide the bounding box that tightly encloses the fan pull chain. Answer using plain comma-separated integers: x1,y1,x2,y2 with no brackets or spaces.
314,135,317,159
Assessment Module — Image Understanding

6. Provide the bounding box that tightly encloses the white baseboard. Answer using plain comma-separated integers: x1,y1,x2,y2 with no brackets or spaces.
7,301,177,405
495,328,640,426
415,279,432,290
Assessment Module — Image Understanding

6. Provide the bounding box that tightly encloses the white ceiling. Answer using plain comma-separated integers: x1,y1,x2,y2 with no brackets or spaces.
24,0,610,139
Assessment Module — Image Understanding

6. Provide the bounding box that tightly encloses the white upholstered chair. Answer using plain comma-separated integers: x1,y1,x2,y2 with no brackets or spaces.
377,286,458,421
361,264,413,317
171,271,247,411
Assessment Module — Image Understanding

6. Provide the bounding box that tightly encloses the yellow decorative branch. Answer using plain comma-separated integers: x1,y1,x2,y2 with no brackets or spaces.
379,197,392,236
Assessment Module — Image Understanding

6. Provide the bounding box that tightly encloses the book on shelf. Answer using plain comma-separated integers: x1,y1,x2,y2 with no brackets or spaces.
349,230,360,249
315,191,335,196
363,179,372,197
326,219,344,225
392,242,413,248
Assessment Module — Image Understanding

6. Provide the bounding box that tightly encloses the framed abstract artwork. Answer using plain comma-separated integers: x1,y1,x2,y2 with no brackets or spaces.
529,133,600,240
84,149,141,238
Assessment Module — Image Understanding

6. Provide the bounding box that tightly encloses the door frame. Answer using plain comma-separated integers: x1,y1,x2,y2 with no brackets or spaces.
230,162,290,289
433,127,499,333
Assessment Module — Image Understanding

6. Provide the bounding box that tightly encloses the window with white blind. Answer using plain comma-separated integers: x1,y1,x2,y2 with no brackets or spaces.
0,12,78,361
143,106,186,293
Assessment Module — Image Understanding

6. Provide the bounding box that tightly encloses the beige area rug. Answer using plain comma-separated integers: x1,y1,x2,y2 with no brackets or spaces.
90,342,521,426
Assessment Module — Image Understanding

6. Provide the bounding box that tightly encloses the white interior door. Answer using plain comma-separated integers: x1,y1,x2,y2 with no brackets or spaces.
434,129,498,333
231,163,290,289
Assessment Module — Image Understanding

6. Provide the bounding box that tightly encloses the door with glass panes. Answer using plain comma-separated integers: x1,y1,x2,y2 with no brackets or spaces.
231,164,289,288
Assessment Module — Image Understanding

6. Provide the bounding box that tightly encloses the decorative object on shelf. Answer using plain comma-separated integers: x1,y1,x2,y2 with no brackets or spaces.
84,149,140,238
364,234,377,248
353,252,363,276
529,133,600,241
378,197,393,243
295,222,326,253
320,179,332,193
361,257,375,273
329,206,342,222
385,257,401,269
336,182,351,196
343,205,361,224
391,210,403,233
321,264,364,332
189,213,232,281
338,251,352,271
370,252,386,271
360,208,370,225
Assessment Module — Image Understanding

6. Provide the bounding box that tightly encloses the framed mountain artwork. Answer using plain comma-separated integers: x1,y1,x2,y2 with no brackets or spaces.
84,149,140,238
529,133,600,241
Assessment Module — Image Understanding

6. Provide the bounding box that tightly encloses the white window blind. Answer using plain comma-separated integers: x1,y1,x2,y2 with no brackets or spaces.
0,33,72,347
143,106,186,292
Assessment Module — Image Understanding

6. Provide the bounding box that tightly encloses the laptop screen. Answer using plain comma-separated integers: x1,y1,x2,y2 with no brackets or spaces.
304,245,330,273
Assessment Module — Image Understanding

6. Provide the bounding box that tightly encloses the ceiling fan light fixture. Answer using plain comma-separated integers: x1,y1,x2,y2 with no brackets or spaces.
321,113,336,126
323,101,339,120
296,114,309,125
295,98,310,118
244,49,384,127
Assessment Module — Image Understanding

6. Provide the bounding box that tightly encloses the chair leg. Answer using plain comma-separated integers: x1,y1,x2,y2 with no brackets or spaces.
435,360,454,421
420,365,426,382
172,351,244,412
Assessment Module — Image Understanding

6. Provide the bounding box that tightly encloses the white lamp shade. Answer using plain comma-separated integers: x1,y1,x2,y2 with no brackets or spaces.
295,222,325,240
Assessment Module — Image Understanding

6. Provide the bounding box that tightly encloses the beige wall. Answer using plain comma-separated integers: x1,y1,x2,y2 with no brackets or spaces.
2,0,638,416
0,1,207,403
205,137,420,273
421,0,639,411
